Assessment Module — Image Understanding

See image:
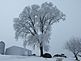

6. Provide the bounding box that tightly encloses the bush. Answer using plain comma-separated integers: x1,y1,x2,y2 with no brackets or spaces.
42,53,52,58
53,54,67,58
32,54,36,56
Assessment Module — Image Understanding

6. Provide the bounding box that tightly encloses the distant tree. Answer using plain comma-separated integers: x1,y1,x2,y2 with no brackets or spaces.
65,37,81,60
13,2,65,56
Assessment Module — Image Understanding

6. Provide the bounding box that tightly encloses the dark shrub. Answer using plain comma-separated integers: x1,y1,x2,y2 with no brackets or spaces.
61,54,67,58
53,54,60,57
53,54,67,58
61,54,64,56
42,53,52,58
32,54,36,56
61,55,67,58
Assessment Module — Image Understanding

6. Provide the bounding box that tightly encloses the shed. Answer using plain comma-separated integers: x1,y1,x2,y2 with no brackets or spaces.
5,46,32,56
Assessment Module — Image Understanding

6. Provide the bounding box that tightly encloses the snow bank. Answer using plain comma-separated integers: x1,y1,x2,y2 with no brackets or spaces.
0,55,81,61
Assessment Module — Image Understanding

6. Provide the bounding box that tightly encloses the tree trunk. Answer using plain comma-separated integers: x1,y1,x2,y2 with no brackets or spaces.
40,45,43,56
74,54,78,61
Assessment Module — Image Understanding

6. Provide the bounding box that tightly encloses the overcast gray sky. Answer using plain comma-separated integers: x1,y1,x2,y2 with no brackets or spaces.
0,0,81,54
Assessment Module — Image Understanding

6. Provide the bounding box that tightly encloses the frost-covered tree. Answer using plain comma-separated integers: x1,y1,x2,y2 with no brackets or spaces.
13,2,65,56
65,37,81,60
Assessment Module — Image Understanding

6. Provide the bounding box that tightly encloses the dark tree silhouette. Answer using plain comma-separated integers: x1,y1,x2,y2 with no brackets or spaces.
65,37,81,60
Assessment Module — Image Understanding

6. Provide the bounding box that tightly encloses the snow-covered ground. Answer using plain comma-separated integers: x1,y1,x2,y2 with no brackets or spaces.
0,55,81,61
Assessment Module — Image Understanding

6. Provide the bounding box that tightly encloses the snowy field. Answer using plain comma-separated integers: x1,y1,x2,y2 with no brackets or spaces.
0,55,81,61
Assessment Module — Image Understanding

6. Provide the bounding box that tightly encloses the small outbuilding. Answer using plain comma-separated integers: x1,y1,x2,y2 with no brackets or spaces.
5,46,32,56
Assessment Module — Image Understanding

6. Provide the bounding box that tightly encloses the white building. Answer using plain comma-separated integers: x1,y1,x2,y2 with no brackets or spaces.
5,46,32,56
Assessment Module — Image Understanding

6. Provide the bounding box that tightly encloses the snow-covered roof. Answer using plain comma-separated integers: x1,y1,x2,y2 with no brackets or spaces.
7,46,30,51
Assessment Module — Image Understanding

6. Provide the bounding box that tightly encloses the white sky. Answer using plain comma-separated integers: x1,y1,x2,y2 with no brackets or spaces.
0,0,81,54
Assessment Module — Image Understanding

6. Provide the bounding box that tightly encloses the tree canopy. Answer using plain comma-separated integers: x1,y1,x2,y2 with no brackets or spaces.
13,2,65,56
